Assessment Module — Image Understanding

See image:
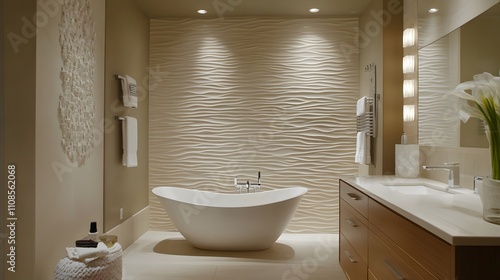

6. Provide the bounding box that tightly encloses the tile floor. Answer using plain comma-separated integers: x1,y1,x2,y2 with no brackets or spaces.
122,231,348,280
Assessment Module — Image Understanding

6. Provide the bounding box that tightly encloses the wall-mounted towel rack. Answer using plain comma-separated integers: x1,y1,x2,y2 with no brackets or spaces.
355,63,379,165
356,97,376,137
357,63,378,138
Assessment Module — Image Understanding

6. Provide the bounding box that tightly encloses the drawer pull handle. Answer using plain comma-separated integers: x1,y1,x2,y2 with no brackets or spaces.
346,193,359,200
346,219,358,227
384,260,405,280
344,251,357,263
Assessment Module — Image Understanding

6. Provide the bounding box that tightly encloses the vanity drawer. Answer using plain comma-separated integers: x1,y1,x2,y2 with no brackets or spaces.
369,230,430,280
340,199,368,263
340,233,367,280
369,199,452,280
340,180,368,217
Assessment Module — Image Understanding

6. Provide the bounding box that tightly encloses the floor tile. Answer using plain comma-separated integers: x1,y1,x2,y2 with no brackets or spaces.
122,231,347,280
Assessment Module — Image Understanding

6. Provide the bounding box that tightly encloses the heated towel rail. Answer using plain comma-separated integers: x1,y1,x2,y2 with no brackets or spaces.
357,63,379,138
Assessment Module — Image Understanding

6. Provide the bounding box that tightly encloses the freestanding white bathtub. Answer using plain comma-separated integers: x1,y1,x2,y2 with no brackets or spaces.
152,186,307,251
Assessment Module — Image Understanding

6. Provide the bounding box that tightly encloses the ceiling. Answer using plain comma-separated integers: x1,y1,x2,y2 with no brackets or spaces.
135,0,373,19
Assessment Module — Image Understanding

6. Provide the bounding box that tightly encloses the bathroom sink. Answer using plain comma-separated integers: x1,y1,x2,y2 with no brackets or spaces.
382,183,452,195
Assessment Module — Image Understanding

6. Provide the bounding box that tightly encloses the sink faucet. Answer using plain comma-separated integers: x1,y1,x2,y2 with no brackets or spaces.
422,163,460,189
234,171,261,193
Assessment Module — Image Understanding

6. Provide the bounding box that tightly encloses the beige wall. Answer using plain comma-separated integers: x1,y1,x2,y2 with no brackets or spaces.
3,1,149,278
359,0,384,175
3,0,36,279
149,17,360,233
104,0,149,233
381,0,404,175
34,0,105,279
359,0,404,175
3,1,105,279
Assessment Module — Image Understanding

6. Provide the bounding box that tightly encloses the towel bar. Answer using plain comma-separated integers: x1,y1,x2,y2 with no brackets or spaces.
355,63,378,165
356,97,375,137
115,116,125,121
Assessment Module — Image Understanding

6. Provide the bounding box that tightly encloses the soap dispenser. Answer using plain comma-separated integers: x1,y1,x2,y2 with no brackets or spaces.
75,222,99,247
88,221,99,242
401,132,407,144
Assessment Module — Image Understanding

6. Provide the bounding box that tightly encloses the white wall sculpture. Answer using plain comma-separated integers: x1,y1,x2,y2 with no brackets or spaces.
58,0,96,166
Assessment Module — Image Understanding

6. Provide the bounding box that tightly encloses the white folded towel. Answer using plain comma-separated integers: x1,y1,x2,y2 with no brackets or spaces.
122,116,138,167
355,131,371,165
356,96,368,116
66,242,109,263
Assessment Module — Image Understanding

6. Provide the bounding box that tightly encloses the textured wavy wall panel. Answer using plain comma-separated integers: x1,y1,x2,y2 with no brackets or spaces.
149,18,359,233
418,33,460,147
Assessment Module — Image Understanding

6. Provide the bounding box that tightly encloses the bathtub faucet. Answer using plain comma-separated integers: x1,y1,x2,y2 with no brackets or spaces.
234,172,261,193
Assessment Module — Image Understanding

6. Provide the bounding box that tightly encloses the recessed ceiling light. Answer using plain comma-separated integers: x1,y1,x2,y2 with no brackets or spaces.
309,8,319,13
428,8,439,13
197,9,207,15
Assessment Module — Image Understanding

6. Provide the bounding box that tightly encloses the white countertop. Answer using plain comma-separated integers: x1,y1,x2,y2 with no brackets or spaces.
341,176,500,246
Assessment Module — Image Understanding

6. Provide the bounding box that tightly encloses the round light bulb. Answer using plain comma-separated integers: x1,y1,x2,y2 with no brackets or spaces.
428,8,439,13
197,9,208,15
309,8,319,13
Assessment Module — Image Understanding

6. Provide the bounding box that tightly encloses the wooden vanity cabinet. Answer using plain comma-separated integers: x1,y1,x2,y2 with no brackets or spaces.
340,179,449,279
369,200,449,280
339,181,368,280
339,180,369,280
340,179,500,280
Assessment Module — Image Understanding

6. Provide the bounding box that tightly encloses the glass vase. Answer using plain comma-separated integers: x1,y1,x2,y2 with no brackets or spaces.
477,177,500,225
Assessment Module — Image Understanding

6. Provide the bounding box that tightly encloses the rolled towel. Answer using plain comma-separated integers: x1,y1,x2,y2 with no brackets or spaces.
66,242,109,263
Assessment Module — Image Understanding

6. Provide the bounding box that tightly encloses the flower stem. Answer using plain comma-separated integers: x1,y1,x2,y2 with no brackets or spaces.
476,97,500,180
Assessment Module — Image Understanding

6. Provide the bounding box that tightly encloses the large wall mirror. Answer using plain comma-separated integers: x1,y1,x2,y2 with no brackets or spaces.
418,0,500,148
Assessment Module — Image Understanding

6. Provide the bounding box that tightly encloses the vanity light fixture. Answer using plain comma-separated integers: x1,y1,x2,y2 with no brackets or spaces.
403,28,416,48
428,8,439,14
403,80,415,98
309,8,319,13
403,105,415,122
402,55,415,74
197,9,208,14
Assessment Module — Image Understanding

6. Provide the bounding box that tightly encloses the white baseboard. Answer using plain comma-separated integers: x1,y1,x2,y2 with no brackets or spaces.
106,206,149,250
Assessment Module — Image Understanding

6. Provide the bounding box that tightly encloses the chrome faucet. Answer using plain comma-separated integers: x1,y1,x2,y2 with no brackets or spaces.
234,171,261,193
422,163,460,189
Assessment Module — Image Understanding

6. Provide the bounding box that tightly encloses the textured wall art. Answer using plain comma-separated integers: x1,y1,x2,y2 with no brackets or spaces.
58,0,97,166
149,18,359,233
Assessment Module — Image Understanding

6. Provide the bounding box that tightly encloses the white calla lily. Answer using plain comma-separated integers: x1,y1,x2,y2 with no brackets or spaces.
446,72,500,179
